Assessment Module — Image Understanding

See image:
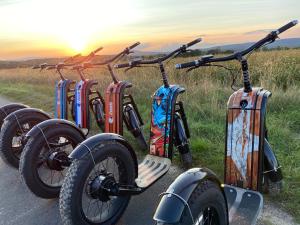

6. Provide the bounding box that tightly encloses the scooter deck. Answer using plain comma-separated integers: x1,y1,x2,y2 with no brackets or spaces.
224,185,263,225
135,154,171,188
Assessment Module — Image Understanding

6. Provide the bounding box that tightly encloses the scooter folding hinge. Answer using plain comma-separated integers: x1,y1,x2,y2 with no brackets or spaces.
159,191,195,224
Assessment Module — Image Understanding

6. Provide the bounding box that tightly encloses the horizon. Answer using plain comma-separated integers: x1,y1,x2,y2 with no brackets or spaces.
0,0,299,60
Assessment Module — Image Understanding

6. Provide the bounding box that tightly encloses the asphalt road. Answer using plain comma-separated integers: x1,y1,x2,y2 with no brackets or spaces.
0,97,182,225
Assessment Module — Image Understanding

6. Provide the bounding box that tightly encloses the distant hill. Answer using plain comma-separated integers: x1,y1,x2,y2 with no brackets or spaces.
1,38,299,69
204,38,300,52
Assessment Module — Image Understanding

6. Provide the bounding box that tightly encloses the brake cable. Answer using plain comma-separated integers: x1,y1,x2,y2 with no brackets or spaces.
186,64,239,91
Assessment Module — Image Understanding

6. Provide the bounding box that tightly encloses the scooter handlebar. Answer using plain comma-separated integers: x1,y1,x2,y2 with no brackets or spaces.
185,38,202,48
277,20,298,34
128,42,140,50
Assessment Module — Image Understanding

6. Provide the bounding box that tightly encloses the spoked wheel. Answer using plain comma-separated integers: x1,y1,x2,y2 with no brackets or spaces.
194,207,221,225
0,114,47,168
19,125,85,198
60,141,135,225
179,180,228,225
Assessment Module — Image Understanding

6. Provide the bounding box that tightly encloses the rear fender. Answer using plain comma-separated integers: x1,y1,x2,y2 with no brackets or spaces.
5,108,50,122
69,133,138,177
25,119,86,141
0,103,29,115
153,167,223,224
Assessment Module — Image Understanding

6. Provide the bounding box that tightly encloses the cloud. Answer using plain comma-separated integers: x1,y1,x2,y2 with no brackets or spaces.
0,0,23,6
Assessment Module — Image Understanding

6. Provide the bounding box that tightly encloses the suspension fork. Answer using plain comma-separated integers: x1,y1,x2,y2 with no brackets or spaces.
175,101,190,139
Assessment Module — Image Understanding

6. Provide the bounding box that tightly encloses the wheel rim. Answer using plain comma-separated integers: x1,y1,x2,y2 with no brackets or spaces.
81,156,128,223
12,122,33,159
37,136,74,188
194,207,220,225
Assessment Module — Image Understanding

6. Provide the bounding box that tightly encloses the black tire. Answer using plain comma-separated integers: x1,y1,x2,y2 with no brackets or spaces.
262,175,283,196
0,103,28,129
180,151,193,169
19,125,85,198
60,141,135,225
0,112,48,168
179,180,228,225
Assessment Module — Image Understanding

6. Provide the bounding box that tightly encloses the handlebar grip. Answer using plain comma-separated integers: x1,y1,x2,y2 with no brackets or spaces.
186,38,202,48
128,42,140,50
175,60,199,69
93,47,103,54
277,20,298,34
114,62,131,69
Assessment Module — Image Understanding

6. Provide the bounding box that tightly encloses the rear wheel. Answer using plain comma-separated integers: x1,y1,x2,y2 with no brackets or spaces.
179,180,228,225
60,141,135,225
0,104,28,128
19,125,85,198
262,175,283,196
0,113,47,168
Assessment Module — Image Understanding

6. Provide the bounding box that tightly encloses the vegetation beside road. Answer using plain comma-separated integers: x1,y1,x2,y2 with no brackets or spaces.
0,49,299,222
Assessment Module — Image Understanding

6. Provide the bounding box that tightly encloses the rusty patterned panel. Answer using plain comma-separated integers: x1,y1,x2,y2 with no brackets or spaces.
225,87,266,190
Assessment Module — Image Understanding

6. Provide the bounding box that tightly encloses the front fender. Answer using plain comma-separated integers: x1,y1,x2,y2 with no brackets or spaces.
69,133,138,177
25,119,86,141
153,167,222,224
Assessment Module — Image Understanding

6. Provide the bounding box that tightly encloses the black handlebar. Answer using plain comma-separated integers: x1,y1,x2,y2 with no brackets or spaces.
87,42,141,67
63,53,82,63
114,38,202,68
186,38,202,48
176,20,298,69
128,42,140,50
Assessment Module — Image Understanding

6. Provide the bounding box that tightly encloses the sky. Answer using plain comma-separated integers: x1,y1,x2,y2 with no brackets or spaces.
0,0,299,60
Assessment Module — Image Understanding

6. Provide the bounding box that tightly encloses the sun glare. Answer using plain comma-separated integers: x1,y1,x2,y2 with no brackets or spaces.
0,0,141,55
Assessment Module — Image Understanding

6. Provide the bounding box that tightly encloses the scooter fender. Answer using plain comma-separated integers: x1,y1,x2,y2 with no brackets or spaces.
69,133,139,177
25,119,86,141
154,167,223,224
5,107,50,122
1,103,29,112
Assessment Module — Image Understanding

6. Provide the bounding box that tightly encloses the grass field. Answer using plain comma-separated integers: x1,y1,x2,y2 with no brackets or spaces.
0,49,299,222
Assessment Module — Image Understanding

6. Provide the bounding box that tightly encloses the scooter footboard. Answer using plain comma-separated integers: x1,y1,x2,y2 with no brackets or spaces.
224,185,263,225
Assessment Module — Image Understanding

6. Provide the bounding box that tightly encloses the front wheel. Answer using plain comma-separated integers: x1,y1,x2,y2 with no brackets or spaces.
60,141,136,225
19,125,85,199
177,180,228,225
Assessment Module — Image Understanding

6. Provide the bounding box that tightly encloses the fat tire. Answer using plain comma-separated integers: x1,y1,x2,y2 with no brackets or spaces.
0,112,47,168
19,125,85,198
60,141,135,225
180,180,228,225
262,175,283,196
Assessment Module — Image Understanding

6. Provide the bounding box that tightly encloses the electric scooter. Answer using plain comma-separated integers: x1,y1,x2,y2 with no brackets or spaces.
153,20,298,225
19,43,147,199
0,52,91,168
59,38,201,225
0,54,83,128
